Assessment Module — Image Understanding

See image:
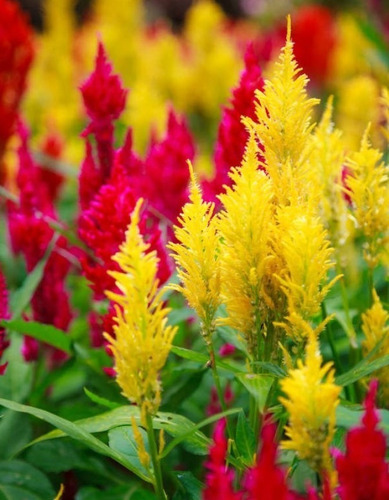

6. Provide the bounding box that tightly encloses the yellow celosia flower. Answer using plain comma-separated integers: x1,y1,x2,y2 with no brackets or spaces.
217,131,274,361
251,16,319,205
345,129,389,268
337,75,381,151
381,87,389,143
104,200,176,425
168,162,221,336
362,290,389,404
280,329,341,477
273,204,340,341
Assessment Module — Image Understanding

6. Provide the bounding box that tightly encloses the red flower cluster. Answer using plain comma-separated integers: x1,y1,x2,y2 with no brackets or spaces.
0,0,34,179
0,268,10,375
335,381,389,500
203,382,388,499
7,123,72,363
202,45,264,203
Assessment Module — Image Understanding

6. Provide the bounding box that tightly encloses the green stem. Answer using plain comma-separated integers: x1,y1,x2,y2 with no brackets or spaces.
367,266,374,306
146,412,166,500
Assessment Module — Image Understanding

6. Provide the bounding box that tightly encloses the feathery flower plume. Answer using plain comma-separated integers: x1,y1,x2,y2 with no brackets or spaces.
251,16,319,205
335,380,389,500
280,330,341,481
80,41,128,180
273,204,340,341
202,44,264,203
362,291,389,404
0,0,34,180
217,130,273,363
244,420,307,500
7,124,72,363
0,268,10,375
144,109,195,226
203,419,241,500
345,129,389,268
104,199,176,424
168,162,221,337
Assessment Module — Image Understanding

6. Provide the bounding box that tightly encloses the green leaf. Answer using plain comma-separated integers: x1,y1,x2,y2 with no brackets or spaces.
172,471,203,500
108,426,150,479
171,345,244,374
0,411,32,460
10,235,58,319
235,412,255,465
335,354,389,387
0,398,152,483
336,404,389,432
84,387,122,409
1,319,71,354
29,406,211,456
77,486,155,500
0,460,55,500
236,373,274,412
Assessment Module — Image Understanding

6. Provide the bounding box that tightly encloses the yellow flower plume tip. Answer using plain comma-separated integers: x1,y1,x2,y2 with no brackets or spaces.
168,161,221,333
280,329,341,476
104,199,176,423
252,15,319,177
362,290,389,403
217,130,274,356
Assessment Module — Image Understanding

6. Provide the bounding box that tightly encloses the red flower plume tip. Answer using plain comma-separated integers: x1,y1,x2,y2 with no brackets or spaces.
203,419,241,500
80,41,127,124
0,0,34,161
0,268,10,375
202,44,264,203
244,419,306,500
335,380,389,500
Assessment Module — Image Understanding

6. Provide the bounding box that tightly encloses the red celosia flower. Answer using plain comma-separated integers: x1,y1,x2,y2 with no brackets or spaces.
202,44,264,203
291,5,336,86
7,124,72,362
335,380,389,500
0,0,34,179
144,109,195,225
0,268,10,374
244,419,306,500
203,419,241,500
80,41,128,180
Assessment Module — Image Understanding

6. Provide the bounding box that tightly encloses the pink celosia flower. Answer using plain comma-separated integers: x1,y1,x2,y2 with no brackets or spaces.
203,419,241,500
80,41,128,180
202,44,264,203
219,343,236,357
0,268,10,374
244,419,306,500
36,132,65,204
7,124,72,362
335,380,389,500
144,109,195,225
0,0,34,181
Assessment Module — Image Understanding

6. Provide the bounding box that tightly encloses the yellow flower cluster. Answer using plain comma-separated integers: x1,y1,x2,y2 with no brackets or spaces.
104,200,176,425
280,329,341,478
362,290,389,404
168,162,221,336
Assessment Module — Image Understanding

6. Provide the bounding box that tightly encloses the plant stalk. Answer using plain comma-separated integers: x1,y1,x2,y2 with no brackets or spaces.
146,412,167,500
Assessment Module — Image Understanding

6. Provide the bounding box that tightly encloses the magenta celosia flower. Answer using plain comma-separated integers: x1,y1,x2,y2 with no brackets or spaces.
335,380,389,500
219,343,236,357
244,419,306,500
144,109,195,225
203,419,241,500
0,268,10,375
7,124,72,362
80,41,128,180
0,0,34,180
202,44,264,203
